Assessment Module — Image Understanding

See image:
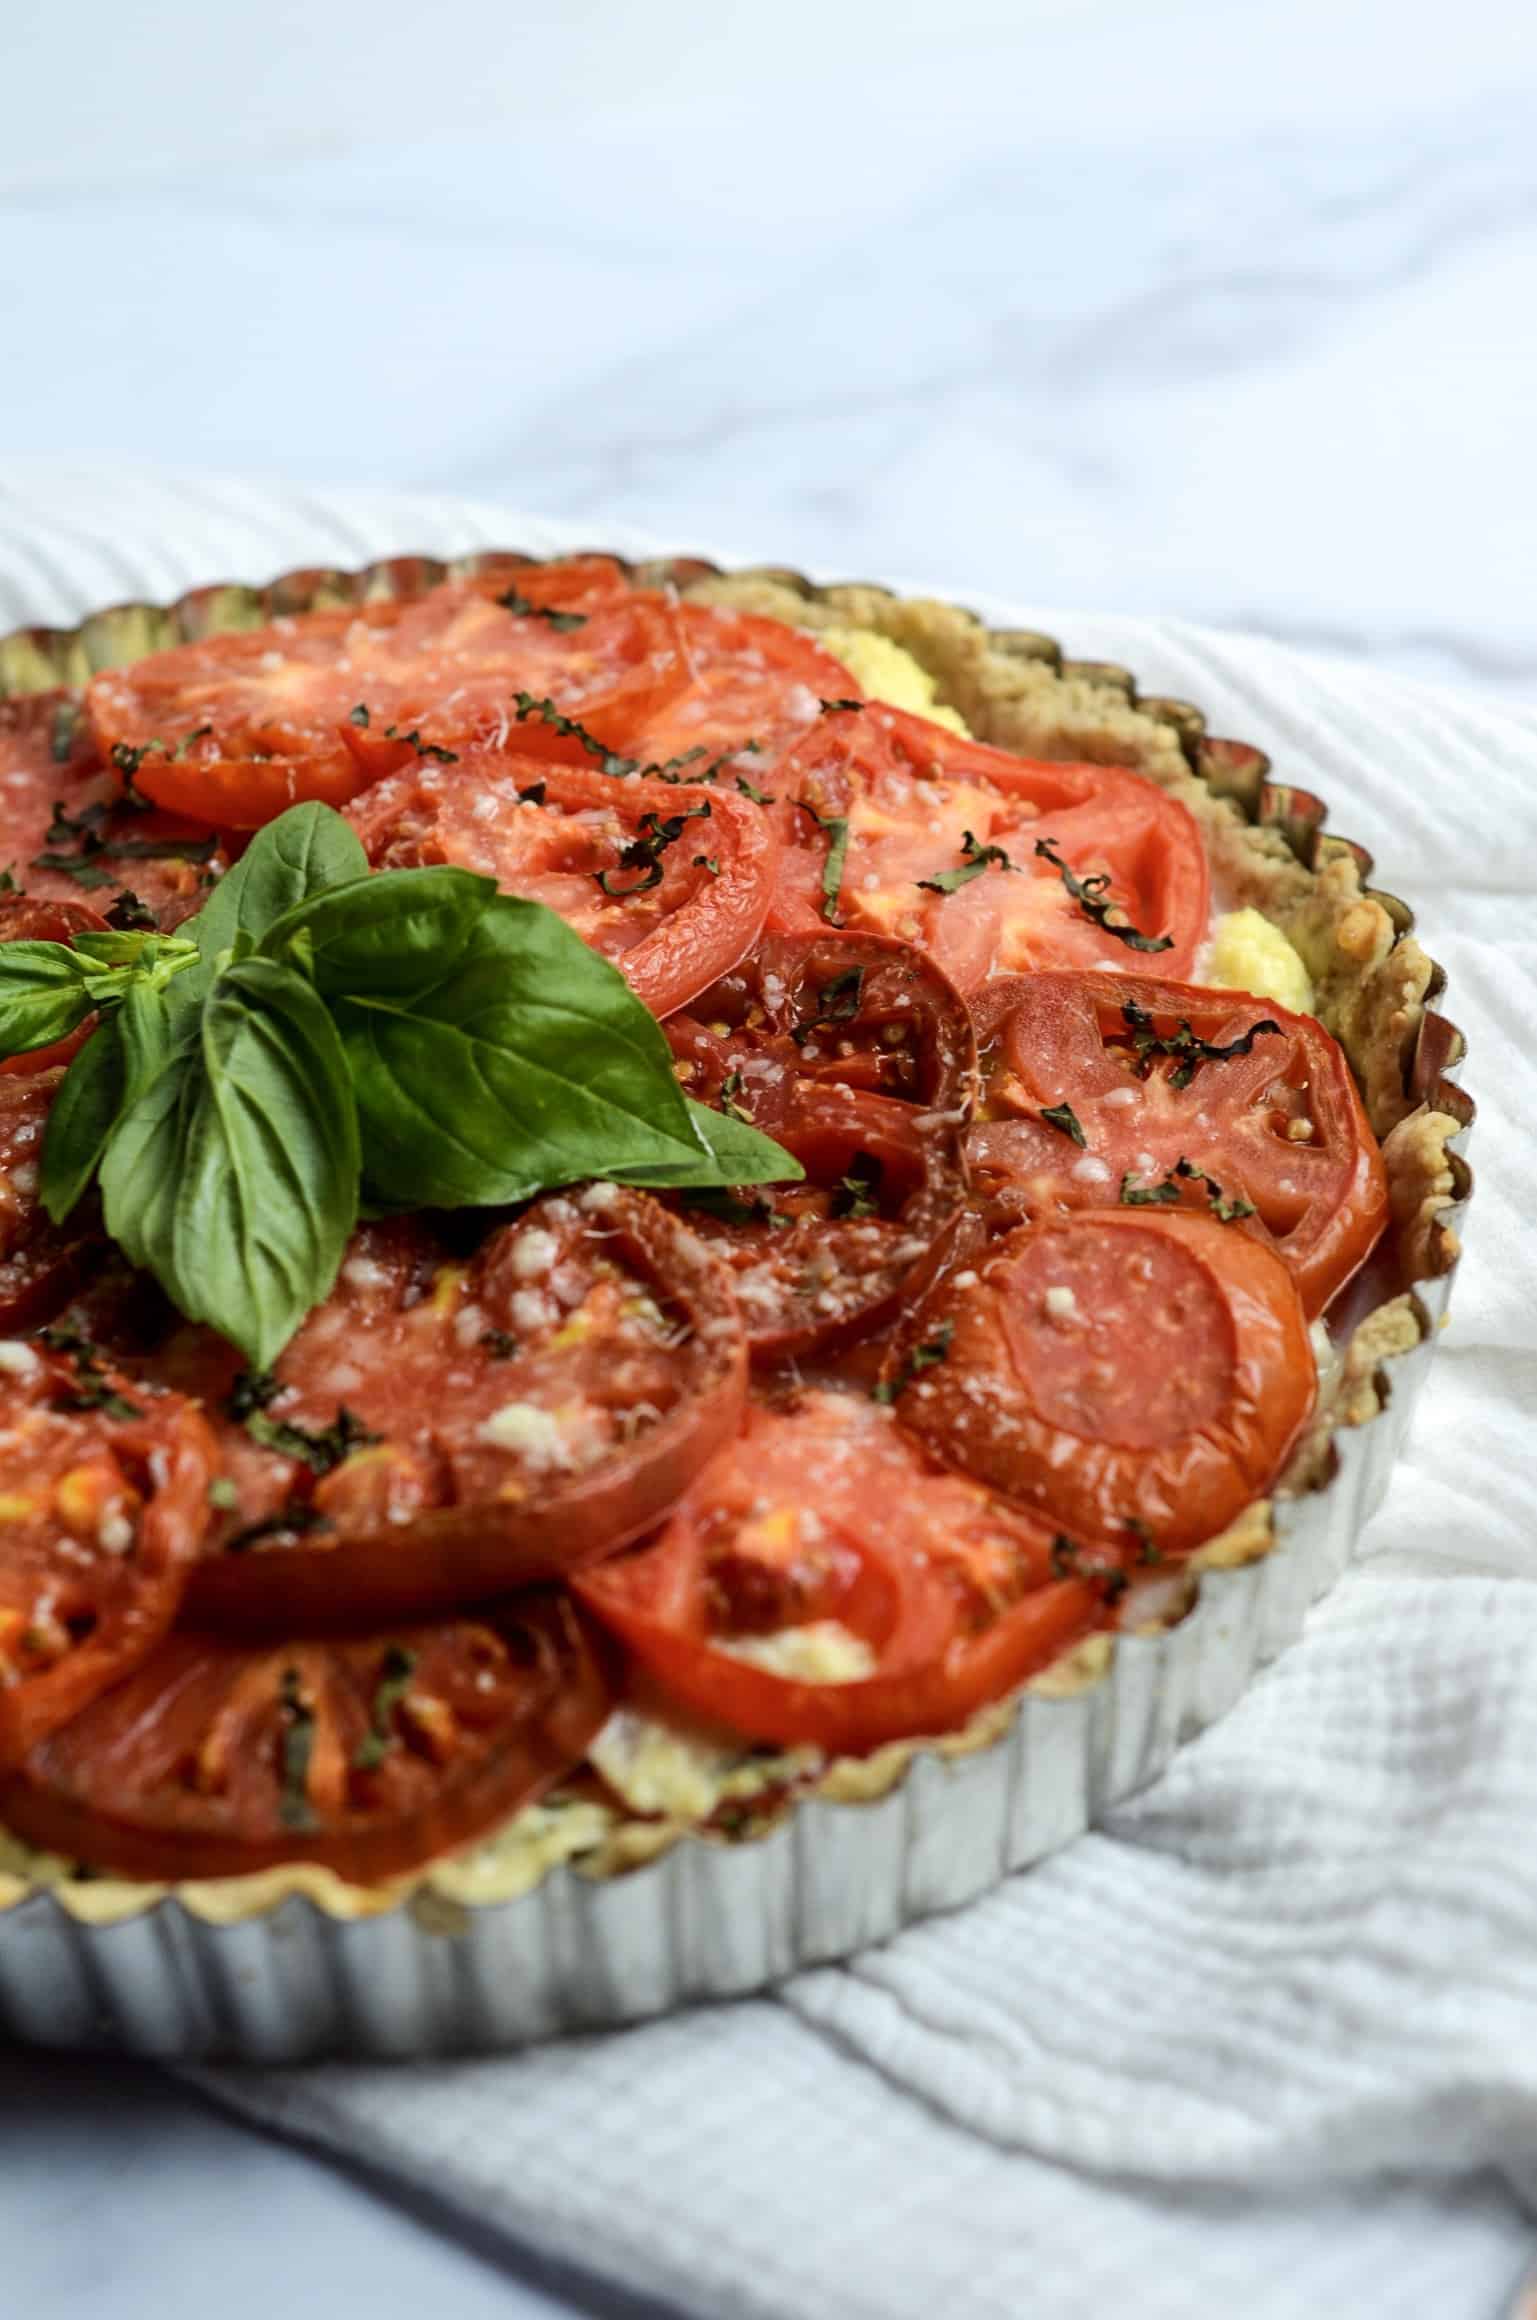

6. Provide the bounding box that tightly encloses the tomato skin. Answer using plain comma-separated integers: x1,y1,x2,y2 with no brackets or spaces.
576,1393,1107,1752
768,705,1210,990
890,1207,1316,1553
0,1591,613,1885
969,971,1388,1317
134,744,368,828
348,753,778,1019
179,1193,748,1629
0,1349,217,1770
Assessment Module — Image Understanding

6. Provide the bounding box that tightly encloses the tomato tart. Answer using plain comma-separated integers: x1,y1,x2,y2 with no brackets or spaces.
0,550,1470,2058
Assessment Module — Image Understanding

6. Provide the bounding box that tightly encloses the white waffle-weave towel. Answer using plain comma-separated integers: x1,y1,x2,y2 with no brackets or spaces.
6,465,1536,2320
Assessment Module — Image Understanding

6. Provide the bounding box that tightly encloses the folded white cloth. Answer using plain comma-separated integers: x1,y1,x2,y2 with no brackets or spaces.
6,466,1534,2320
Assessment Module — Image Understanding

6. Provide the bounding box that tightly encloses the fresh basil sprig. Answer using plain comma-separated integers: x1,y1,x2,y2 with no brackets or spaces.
3,802,799,1367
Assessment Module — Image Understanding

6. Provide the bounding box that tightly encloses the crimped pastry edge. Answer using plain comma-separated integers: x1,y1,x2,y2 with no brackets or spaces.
0,549,1472,1942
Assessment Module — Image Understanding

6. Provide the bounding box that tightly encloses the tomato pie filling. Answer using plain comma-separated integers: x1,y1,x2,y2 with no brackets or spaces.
0,566,1398,1895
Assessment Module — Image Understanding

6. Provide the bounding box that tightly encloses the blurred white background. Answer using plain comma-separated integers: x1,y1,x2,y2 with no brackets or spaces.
4,0,1536,693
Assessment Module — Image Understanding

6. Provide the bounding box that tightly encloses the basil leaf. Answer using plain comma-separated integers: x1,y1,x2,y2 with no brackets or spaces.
186,802,369,969
0,942,95,1056
259,864,496,990
329,893,761,1208
100,956,359,1369
604,1099,804,1191
40,1017,127,1222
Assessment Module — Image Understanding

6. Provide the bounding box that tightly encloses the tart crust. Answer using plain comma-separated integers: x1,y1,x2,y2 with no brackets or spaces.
0,555,1470,1930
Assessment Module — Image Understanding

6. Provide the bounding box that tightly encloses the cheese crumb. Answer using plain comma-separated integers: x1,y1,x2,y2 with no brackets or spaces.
0,1342,39,1379
819,627,970,735
1043,1285,1080,1323
477,1402,570,1468
1208,907,1314,1014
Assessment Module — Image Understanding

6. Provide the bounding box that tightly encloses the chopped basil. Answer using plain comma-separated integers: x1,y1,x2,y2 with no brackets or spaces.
819,697,861,714
718,1068,753,1124
227,1371,382,1475
37,1323,146,1422
797,801,848,923
1119,1168,1183,1207
734,773,775,805
479,1328,518,1360
681,1185,792,1229
595,802,711,898
692,854,721,876
1173,1155,1256,1222
382,725,459,764
1040,1101,1086,1146
873,1320,955,1404
348,703,370,728
512,692,640,778
226,1499,333,1553
496,586,588,633
104,890,158,934
1117,999,1282,1090
917,830,1015,894
207,1476,240,1511
353,1642,418,1770
0,866,16,895
1033,837,1173,954
278,1667,316,1828
1120,1156,1256,1221
50,700,80,764
831,1155,882,1219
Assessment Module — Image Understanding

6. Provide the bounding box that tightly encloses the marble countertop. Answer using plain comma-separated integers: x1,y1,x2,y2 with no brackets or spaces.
2,4,1534,2314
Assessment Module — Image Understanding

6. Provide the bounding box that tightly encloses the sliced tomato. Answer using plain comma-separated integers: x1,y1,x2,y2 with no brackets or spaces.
767,704,1210,992
616,604,860,772
888,1206,1315,1553
84,583,699,827
0,1590,612,1884
0,1340,216,1768
576,1391,1107,1753
176,1194,745,1629
672,1084,965,1363
0,690,227,927
346,752,777,1018
0,1072,102,1329
665,930,976,1117
968,971,1387,1316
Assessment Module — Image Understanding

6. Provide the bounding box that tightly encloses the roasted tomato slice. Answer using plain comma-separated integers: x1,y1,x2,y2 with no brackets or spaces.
616,604,860,772
0,1590,612,1884
665,931,976,1117
0,1340,216,1768
887,1207,1316,1554
175,1193,746,1629
346,753,777,1018
674,1084,966,1363
0,689,227,928
576,1391,1108,1753
0,1073,101,1330
968,972,1388,1317
767,704,1210,990
84,581,698,827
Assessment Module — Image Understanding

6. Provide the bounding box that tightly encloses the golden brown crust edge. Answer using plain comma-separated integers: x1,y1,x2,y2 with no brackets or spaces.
0,551,1471,1927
